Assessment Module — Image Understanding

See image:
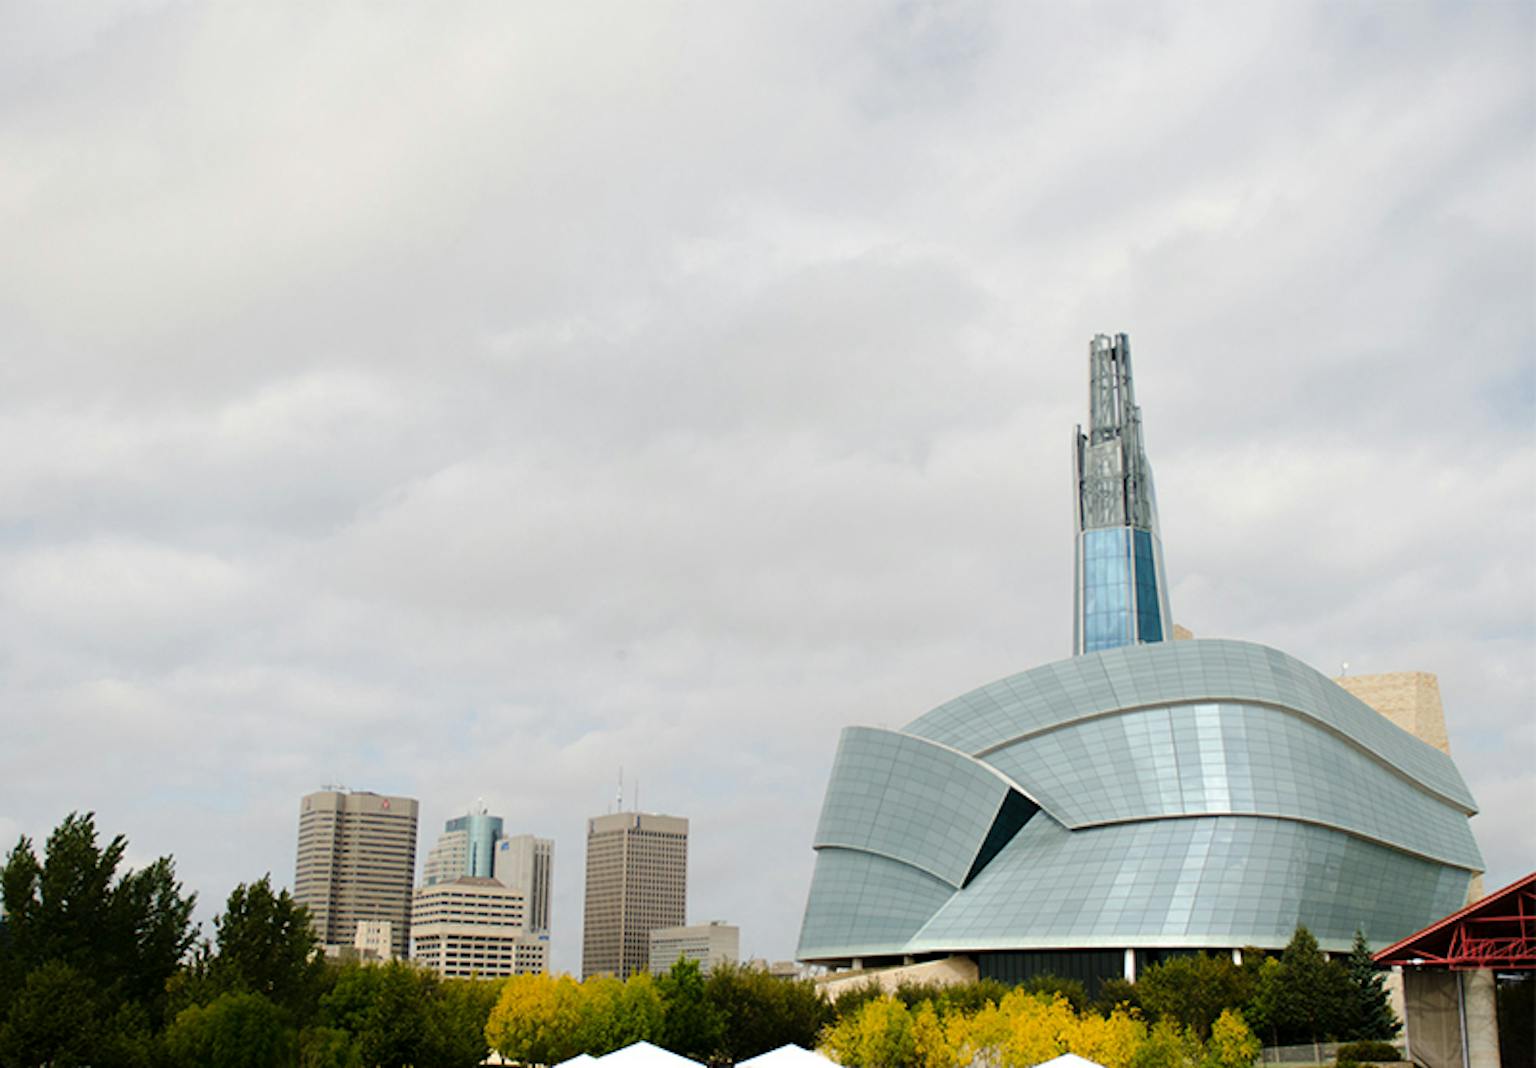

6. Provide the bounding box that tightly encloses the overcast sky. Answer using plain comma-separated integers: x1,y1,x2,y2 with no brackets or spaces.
1,1,1531,975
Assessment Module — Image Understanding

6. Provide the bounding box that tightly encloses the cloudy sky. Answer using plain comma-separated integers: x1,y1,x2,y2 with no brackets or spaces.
1,1,1531,974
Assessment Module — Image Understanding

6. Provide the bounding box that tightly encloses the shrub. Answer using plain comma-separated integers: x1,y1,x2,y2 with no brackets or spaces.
1336,1039,1401,1061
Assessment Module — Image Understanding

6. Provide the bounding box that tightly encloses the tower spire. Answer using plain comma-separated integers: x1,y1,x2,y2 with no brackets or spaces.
1073,333,1172,655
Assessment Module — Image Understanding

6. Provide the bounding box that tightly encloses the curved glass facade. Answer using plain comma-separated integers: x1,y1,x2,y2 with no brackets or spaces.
796,640,1481,964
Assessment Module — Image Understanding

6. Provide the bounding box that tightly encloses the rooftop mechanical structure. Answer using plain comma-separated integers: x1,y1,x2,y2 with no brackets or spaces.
796,334,1482,992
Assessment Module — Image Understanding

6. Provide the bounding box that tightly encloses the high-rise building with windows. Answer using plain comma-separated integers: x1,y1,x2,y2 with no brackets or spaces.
796,334,1482,995
422,804,504,887
582,812,688,980
494,833,554,935
295,788,419,960
411,876,549,979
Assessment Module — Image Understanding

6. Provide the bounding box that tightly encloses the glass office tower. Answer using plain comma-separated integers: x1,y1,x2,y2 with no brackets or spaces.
1073,333,1171,655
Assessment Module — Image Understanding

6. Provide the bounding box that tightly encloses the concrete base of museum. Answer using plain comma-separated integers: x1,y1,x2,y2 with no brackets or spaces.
816,956,978,999
1402,969,1500,1068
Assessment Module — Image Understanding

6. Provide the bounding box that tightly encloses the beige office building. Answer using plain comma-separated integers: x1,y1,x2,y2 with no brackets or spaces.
295,789,419,960
649,921,739,976
494,833,554,934
411,876,549,979
582,811,688,979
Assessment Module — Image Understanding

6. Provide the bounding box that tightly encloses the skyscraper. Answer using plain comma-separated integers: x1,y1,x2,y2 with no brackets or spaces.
1073,332,1171,655
422,803,504,886
582,811,687,980
295,788,419,960
494,833,554,935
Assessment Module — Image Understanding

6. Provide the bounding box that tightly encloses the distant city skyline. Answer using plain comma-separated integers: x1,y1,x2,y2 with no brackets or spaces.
0,3,1530,980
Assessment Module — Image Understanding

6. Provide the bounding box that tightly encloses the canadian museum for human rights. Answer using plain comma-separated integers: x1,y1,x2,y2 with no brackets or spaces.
796,334,1482,992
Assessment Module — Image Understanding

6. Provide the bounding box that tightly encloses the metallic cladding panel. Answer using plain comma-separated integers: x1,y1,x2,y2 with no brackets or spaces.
979,701,1483,868
902,640,1476,812
908,815,1474,954
796,846,957,961
812,726,1018,887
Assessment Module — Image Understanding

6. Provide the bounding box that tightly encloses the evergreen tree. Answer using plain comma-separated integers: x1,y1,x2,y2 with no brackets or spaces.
1266,926,1351,1058
1341,930,1399,1041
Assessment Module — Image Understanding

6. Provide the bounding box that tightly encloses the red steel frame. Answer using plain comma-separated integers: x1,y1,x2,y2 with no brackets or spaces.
1375,872,1536,971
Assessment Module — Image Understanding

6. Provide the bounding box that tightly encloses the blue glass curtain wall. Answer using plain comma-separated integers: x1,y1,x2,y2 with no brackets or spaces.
1081,528,1165,652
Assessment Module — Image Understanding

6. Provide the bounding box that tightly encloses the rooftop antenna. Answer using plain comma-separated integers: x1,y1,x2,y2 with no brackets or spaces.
635,779,641,814
616,766,624,813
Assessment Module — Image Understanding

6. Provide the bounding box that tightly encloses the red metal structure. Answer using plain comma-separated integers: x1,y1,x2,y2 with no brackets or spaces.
1375,871,1536,971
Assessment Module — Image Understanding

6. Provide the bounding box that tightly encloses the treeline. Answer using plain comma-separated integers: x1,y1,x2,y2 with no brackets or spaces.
822,926,1399,1068
0,813,1401,1067
0,813,827,1067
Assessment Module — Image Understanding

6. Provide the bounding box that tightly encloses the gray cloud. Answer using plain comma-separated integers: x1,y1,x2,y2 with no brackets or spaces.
0,1,1530,973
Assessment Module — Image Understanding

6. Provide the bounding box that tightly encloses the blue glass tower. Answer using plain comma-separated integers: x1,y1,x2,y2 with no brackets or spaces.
445,810,504,879
1073,333,1172,655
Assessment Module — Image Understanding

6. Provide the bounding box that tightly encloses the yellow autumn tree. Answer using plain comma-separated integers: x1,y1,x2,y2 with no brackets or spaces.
485,972,583,1066
1130,1017,1205,1068
1065,1006,1146,1068
995,990,1077,1067
912,1001,960,1068
1202,1009,1261,1068
820,996,917,1067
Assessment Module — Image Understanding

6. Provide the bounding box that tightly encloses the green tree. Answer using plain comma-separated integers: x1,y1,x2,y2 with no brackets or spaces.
1140,954,1252,1040
1020,974,1090,1013
355,961,434,1068
577,973,665,1055
1265,926,1350,1057
1340,930,1398,1041
208,875,324,1020
829,977,886,1022
0,813,196,1028
705,962,829,1063
164,991,297,1068
0,960,103,1068
657,958,723,1061
422,978,503,1068
298,1025,359,1068
932,979,1010,1016
1092,977,1143,1017
1130,1017,1204,1068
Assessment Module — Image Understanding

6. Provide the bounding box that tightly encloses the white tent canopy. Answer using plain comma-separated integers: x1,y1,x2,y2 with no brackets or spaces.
553,1041,702,1067
736,1044,840,1067
1035,1054,1107,1068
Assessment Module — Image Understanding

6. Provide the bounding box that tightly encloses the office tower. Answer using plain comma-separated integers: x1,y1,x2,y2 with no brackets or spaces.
649,921,739,976
797,333,1481,996
1072,332,1172,655
582,812,687,980
493,834,554,934
422,803,504,886
295,788,419,960
411,876,549,979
